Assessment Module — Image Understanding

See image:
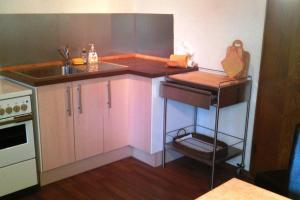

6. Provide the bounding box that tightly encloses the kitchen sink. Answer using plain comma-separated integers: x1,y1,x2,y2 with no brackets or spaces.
14,65,83,78
14,62,127,79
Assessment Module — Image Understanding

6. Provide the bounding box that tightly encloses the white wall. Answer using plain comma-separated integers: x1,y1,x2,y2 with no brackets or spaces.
133,0,267,170
0,0,267,170
0,0,135,13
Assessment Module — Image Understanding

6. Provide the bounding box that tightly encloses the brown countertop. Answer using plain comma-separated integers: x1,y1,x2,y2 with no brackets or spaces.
0,54,198,87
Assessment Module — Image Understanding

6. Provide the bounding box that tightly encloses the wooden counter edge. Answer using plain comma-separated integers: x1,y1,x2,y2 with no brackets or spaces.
0,53,170,72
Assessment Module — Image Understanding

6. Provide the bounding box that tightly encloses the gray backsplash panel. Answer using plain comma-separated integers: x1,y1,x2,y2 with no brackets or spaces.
111,14,136,54
0,14,173,67
0,14,60,66
136,14,174,58
57,14,112,56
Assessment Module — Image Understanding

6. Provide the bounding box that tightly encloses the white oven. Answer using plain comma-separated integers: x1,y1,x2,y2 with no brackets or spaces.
0,81,38,198
0,115,35,168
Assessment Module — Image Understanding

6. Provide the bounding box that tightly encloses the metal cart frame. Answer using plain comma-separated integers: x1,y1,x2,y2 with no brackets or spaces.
161,69,252,189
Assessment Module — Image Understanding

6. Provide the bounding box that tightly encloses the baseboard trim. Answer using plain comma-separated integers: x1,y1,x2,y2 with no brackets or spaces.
40,146,132,186
131,147,183,167
40,146,249,186
132,148,161,167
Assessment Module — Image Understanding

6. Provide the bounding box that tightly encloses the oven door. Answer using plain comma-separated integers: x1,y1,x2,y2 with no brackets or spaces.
0,115,35,168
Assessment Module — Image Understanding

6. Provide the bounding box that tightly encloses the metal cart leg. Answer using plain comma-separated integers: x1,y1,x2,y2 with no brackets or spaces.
238,83,252,174
162,98,168,168
211,90,221,189
194,106,198,132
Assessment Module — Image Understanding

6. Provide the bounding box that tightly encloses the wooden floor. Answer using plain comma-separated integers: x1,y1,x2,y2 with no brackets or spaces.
20,157,250,200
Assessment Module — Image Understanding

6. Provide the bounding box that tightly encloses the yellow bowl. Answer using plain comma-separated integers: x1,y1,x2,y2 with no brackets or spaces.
72,58,84,65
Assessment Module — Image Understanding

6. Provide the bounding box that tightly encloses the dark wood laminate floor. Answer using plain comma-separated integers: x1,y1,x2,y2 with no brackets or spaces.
20,157,250,200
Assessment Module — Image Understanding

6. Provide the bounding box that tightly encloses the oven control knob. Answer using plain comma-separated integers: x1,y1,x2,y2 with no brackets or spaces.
21,104,28,111
0,108,4,115
13,105,21,112
6,107,13,114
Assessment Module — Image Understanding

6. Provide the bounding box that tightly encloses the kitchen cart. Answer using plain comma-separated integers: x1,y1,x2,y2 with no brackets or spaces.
160,68,252,189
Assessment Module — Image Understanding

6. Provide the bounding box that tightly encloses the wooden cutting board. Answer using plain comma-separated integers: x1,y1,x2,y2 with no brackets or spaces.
221,40,250,78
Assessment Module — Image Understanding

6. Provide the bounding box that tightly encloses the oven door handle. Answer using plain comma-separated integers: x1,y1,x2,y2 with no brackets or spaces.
0,114,33,126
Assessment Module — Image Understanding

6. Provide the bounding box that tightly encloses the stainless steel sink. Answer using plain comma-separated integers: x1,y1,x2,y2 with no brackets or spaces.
14,65,84,79
13,62,127,79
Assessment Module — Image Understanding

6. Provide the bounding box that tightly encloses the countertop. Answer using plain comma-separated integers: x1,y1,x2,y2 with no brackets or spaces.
0,79,32,100
196,178,290,200
0,54,198,87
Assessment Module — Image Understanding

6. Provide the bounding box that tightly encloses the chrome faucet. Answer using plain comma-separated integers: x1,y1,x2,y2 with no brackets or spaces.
58,46,71,66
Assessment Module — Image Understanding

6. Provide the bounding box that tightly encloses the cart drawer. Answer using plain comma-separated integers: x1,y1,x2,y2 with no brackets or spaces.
160,82,213,109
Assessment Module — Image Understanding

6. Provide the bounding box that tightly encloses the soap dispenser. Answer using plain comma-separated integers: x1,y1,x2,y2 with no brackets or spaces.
88,44,98,64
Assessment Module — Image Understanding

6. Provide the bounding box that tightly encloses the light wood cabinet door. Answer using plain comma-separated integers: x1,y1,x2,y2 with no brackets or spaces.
37,83,75,172
73,79,105,160
103,77,129,152
128,75,152,152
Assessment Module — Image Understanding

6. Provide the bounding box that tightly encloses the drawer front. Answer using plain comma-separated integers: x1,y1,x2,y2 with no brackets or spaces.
0,159,37,197
219,80,251,108
160,83,212,109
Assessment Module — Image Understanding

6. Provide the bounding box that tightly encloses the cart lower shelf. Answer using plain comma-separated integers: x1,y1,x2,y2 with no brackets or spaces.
165,143,242,166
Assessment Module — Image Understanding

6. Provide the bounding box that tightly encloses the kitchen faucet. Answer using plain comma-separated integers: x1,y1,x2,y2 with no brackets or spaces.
58,46,71,66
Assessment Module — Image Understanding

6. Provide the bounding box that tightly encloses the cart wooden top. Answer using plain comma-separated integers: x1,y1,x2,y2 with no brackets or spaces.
168,71,248,91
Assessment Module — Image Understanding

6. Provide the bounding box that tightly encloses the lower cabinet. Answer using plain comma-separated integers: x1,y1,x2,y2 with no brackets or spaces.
128,75,152,152
37,74,182,172
37,76,128,172
37,82,75,171
128,75,165,155
103,78,129,152
73,78,105,161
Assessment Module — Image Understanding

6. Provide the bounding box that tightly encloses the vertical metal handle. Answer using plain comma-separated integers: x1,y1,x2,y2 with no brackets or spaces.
66,86,72,116
77,84,82,113
107,80,112,108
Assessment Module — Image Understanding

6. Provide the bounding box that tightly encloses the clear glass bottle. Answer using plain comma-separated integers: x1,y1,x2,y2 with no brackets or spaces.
88,44,98,64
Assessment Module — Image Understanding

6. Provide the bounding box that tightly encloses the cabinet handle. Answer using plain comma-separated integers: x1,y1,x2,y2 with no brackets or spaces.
107,81,112,109
66,86,72,116
77,84,82,113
